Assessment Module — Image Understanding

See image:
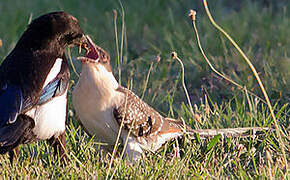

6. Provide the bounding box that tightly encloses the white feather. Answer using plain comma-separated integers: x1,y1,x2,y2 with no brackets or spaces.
72,63,122,145
25,58,66,139
26,91,67,139
124,136,143,162
153,132,182,151
43,58,62,87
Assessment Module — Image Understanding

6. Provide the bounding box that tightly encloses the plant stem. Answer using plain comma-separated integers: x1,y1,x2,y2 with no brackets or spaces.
141,62,154,99
174,55,195,119
202,0,287,172
113,10,121,84
67,48,79,78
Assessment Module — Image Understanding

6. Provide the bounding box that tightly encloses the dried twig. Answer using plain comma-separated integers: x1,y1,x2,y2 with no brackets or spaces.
188,127,272,139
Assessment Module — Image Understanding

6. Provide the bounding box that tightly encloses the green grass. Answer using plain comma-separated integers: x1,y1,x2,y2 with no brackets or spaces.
0,0,289,179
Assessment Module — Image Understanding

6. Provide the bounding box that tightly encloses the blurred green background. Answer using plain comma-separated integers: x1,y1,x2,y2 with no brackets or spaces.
0,1,289,178
0,0,289,116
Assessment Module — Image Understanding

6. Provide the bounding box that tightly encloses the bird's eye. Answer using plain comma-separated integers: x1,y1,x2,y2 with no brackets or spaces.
63,32,80,44
101,54,108,63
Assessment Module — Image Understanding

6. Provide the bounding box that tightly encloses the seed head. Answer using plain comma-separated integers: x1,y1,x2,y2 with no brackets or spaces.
113,9,117,19
171,52,177,59
194,113,202,124
188,10,196,21
68,109,74,117
155,54,161,63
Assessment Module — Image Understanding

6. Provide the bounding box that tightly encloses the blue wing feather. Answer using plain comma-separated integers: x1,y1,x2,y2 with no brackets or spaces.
38,79,60,105
38,77,68,105
0,77,67,127
0,85,23,126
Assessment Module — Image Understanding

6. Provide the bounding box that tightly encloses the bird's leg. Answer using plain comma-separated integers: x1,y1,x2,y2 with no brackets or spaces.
95,143,112,164
123,136,143,164
8,147,20,164
48,132,66,163
172,138,180,161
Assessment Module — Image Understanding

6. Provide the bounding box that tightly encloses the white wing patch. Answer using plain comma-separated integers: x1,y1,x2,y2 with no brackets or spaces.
25,57,66,140
43,58,62,87
151,132,182,151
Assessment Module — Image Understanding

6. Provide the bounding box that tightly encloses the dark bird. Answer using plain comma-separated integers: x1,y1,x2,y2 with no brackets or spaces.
0,11,87,163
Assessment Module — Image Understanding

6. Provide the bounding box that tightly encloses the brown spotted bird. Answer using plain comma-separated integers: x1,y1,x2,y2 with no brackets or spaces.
73,36,271,162
72,36,188,162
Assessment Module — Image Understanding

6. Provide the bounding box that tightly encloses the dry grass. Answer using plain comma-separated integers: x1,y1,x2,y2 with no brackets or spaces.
0,0,289,179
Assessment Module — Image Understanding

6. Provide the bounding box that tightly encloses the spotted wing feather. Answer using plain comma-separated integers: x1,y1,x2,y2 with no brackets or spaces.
113,86,165,138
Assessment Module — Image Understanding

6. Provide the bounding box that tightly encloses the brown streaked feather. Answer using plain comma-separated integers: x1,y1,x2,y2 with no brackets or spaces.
114,86,164,137
158,118,186,135
113,86,184,139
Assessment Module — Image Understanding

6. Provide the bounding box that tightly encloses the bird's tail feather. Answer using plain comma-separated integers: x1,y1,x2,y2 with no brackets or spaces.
0,115,35,154
164,118,272,139
186,127,272,139
160,118,186,135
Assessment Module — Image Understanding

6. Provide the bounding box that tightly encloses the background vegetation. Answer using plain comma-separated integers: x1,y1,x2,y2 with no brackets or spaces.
0,0,289,179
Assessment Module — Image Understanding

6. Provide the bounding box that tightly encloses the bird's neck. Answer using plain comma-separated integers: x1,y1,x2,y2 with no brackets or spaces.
79,63,119,98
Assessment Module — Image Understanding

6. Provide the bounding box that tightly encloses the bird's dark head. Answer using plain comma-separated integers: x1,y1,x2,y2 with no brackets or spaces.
0,12,88,99
15,11,87,53
77,35,112,72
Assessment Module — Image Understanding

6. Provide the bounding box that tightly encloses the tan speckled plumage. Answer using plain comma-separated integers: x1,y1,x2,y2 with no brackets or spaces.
72,36,189,162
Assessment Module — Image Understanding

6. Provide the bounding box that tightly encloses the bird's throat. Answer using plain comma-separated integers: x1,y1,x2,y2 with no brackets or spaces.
79,64,119,98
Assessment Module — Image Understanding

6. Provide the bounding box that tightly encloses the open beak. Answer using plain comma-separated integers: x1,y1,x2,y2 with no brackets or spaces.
78,34,89,53
77,35,100,63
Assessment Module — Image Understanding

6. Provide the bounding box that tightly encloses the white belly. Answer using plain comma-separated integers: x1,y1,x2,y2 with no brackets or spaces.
72,77,122,145
72,87,119,145
72,64,125,148
26,91,67,140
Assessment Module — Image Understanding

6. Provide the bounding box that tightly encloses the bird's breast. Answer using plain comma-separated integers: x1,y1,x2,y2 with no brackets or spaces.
72,70,122,145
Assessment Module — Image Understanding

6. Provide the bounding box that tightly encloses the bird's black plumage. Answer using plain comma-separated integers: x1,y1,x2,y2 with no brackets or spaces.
0,12,84,106
0,11,86,161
